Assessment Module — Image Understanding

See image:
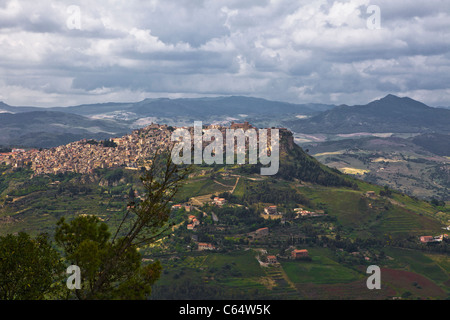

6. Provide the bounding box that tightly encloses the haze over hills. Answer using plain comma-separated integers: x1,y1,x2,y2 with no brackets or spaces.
0,96,336,148
48,96,335,117
48,96,336,130
0,94,449,152
0,101,41,114
0,110,130,148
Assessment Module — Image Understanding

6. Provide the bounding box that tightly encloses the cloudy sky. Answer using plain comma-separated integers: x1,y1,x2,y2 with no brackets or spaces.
1,0,449,107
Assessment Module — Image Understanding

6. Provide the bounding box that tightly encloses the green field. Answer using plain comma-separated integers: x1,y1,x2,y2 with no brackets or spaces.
281,248,363,285
175,178,230,201
383,248,449,287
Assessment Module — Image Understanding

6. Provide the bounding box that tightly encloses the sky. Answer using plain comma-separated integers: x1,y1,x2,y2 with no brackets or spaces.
0,0,449,108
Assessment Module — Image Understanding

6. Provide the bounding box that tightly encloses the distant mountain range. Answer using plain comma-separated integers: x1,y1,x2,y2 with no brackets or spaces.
49,96,335,117
0,101,41,113
284,94,450,134
0,97,334,118
0,96,335,148
0,94,449,148
0,110,130,148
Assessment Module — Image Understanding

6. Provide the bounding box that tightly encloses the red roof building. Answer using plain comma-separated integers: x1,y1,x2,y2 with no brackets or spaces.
420,236,435,243
198,243,215,251
291,249,309,259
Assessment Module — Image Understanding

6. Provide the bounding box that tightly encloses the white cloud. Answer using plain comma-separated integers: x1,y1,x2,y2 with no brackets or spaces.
0,0,449,107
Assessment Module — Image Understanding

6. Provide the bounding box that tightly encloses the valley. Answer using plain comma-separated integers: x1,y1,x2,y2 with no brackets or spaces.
301,135,450,201
0,125,448,300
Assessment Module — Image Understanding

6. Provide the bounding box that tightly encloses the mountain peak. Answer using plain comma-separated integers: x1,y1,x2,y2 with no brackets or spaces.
379,94,404,102
372,94,430,110
285,94,449,134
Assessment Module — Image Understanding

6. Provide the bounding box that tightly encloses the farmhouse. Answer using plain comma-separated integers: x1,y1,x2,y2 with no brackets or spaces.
192,218,200,226
291,249,309,259
420,236,435,243
213,197,226,206
198,243,216,251
267,255,277,264
300,210,318,217
264,206,277,215
366,191,376,198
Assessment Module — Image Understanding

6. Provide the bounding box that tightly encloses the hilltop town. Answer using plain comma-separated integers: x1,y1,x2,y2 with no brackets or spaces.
0,124,173,175
0,121,285,176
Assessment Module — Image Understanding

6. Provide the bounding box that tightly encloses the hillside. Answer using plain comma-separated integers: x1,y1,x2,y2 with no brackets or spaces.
302,134,450,201
411,133,450,156
285,94,450,134
276,130,357,188
0,128,448,300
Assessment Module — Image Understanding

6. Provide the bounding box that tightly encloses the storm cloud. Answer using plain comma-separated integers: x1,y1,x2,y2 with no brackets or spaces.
0,0,449,107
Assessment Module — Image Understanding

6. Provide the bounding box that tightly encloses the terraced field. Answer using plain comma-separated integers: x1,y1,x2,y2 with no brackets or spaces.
377,207,444,236
263,266,299,299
